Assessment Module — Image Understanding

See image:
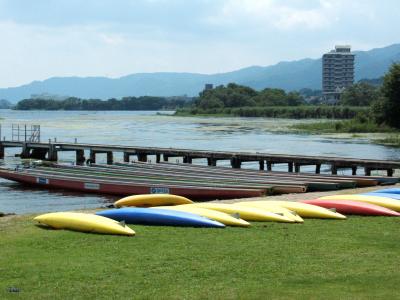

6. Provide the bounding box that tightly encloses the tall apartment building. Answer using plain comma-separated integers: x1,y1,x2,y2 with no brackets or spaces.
322,45,355,102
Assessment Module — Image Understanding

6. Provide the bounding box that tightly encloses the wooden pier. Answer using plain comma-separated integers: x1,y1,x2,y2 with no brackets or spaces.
0,140,399,176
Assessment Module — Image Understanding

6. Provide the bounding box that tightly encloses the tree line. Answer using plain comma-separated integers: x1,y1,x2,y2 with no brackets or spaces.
15,96,191,111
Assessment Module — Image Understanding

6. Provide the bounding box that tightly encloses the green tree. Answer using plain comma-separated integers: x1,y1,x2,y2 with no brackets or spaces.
372,63,400,128
339,82,380,106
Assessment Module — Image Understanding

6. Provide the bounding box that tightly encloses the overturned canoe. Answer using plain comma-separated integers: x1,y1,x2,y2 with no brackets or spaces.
302,199,400,216
114,194,193,208
96,207,225,228
34,212,135,236
189,203,295,222
236,201,304,223
319,195,400,212
156,205,250,227
264,201,347,219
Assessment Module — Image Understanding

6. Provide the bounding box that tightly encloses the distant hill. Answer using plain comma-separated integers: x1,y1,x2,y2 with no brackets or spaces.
0,99,12,108
1,43,399,103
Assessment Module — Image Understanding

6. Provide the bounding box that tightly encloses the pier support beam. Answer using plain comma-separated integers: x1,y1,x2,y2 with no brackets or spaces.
137,153,147,162
364,167,371,176
76,150,85,165
288,162,293,172
387,169,394,177
183,156,193,164
106,152,113,165
294,163,301,173
315,164,321,174
331,164,338,175
156,154,161,163
89,150,96,164
163,154,169,162
207,158,217,166
259,160,264,171
47,145,58,161
230,158,241,169
267,161,272,171
352,166,357,175
20,143,31,159
123,152,130,163
0,145,4,159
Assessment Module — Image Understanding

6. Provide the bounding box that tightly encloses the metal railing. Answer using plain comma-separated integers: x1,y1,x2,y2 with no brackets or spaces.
11,124,40,142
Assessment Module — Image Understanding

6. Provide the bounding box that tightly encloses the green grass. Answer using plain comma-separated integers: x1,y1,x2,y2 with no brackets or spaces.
1,215,399,299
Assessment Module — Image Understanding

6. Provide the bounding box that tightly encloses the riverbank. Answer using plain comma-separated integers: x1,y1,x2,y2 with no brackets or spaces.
1,185,399,298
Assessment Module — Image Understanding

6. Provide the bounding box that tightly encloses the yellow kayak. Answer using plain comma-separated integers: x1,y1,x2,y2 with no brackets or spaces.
265,201,347,219
237,201,304,223
34,212,135,236
319,195,400,212
155,205,250,227
189,203,294,222
114,194,193,208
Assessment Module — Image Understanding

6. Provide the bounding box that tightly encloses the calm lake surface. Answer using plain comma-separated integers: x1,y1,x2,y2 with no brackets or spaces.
1,109,399,214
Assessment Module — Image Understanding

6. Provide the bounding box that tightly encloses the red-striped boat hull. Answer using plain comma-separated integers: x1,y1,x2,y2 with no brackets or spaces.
0,169,264,200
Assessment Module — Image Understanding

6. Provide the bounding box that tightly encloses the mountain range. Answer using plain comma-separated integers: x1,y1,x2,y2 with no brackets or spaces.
1,43,400,103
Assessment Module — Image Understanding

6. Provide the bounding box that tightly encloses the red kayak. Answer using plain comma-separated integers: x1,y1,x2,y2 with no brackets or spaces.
302,199,400,216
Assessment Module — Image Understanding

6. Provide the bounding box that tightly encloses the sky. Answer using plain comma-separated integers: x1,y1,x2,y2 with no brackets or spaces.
0,0,399,88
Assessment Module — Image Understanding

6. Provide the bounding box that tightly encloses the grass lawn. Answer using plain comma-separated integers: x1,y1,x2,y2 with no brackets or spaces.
0,215,399,299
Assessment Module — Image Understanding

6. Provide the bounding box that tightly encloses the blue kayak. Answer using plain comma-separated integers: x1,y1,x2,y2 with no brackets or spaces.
96,208,225,228
368,188,400,195
365,192,400,200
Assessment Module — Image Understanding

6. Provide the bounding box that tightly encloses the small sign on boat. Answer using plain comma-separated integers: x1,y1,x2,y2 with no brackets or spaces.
150,187,170,194
84,183,100,190
36,177,49,185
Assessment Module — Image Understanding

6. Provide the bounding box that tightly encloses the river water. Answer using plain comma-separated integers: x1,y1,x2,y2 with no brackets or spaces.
0,109,399,214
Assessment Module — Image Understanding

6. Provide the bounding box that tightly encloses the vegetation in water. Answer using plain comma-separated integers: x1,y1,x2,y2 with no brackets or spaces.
291,115,397,134
1,215,399,299
375,135,400,147
175,105,368,119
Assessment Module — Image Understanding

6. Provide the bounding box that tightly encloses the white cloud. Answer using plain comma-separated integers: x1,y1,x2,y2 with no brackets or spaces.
207,0,344,30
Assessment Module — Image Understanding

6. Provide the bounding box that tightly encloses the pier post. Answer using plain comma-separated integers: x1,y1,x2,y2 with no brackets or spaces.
267,161,272,171
137,153,147,162
76,150,85,165
294,163,300,173
230,158,241,169
364,167,371,176
331,164,338,175
156,154,161,163
123,152,130,162
259,160,264,171
89,150,96,164
20,143,31,159
106,152,113,165
183,156,193,164
47,145,58,161
352,166,357,175
207,158,216,166
387,169,394,177
288,162,293,172
0,145,4,159
315,164,321,174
